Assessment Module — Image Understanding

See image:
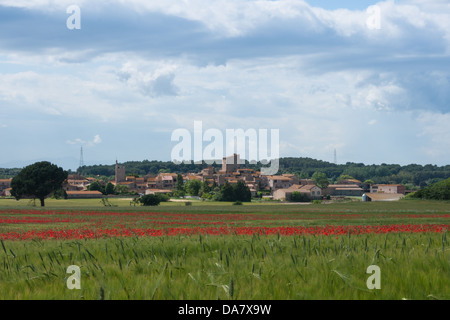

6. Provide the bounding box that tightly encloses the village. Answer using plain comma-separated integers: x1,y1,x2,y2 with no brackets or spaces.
0,154,408,202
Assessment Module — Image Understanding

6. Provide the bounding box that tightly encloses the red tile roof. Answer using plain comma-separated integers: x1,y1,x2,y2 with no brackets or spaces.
267,176,292,181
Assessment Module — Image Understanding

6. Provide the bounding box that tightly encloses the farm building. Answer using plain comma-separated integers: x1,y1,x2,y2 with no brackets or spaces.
2,188,12,197
0,179,12,193
363,193,404,202
265,175,296,191
336,179,363,186
145,189,173,195
370,184,406,195
273,184,322,201
325,184,364,197
66,191,104,199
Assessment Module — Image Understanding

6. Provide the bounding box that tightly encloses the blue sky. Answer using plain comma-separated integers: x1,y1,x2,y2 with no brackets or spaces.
0,0,449,171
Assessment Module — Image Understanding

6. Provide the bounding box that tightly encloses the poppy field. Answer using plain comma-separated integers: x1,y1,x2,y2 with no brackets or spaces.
0,200,449,300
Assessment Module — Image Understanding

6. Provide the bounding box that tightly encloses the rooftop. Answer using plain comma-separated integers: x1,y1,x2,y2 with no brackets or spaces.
66,191,103,195
365,193,404,201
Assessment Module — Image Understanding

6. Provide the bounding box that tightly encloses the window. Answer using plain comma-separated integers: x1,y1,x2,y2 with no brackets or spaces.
312,191,315,196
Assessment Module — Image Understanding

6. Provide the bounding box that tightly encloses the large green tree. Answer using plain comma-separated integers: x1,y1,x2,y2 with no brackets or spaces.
185,179,202,196
312,171,330,189
175,174,184,191
105,182,115,195
199,180,211,196
11,161,67,207
219,181,235,202
232,180,252,202
87,181,105,194
114,185,132,195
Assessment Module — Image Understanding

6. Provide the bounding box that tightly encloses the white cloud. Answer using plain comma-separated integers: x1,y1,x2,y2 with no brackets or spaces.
118,61,179,97
0,68,146,122
0,1,449,167
66,134,102,147
0,0,77,9
417,112,450,158
92,134,102,144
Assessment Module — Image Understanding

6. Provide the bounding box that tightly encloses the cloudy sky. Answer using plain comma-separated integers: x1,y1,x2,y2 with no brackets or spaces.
0,0,449,171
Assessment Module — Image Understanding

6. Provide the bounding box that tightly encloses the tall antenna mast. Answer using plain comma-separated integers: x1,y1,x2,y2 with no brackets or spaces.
79,146,85,169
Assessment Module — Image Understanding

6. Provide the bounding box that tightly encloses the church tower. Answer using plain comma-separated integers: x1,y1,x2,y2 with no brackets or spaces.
115,160,126,184
222,153,240,173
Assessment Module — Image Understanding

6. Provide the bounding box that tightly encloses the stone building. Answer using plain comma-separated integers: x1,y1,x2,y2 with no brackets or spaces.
115,160,126,184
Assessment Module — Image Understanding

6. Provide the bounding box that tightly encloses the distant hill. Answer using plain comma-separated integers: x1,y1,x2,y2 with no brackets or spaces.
0,168,22,179
277,158,450,187
2,157,450,187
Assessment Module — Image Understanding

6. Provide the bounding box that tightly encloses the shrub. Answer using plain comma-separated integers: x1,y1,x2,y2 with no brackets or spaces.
201,192,213,200
172,190,185,198
290,191,310,203
156,193,170,202
232,201,243,205
408,178,450,200
139,194,161,206
185,201,192,206
52,188,68,200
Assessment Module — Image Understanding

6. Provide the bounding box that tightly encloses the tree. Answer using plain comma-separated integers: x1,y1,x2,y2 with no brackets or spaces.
88,181,105,194
114,185,131,195
105,182,115,195
11,161,67,207
409,178,450,200
139,194,161,206
200,180,211,196
155,193,170,202
337,174,355,182
362,179,375,191
290,191,310,202
232,180,252,202
185,179,202,196
312,171,330,189
220,181,235,202
52,188,68,200
175,174,184,192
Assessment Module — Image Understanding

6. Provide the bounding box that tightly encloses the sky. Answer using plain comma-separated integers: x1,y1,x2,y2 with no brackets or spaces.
0,0,449,171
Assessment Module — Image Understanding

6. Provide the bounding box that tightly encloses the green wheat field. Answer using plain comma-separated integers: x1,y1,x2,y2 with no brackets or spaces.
0,198,449,300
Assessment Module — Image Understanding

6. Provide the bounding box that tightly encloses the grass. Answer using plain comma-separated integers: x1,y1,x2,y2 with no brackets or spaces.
0,233,448,300
2,197,450,214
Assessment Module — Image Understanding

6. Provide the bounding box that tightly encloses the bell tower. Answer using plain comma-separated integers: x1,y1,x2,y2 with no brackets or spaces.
115,160,126,183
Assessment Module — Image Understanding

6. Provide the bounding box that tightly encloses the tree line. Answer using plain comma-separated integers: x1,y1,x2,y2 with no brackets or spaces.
3,157,450,188
407,178,450,201
74,158,450,188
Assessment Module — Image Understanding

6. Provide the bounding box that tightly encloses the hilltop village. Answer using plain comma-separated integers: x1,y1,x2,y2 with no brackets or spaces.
0,154,407,202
